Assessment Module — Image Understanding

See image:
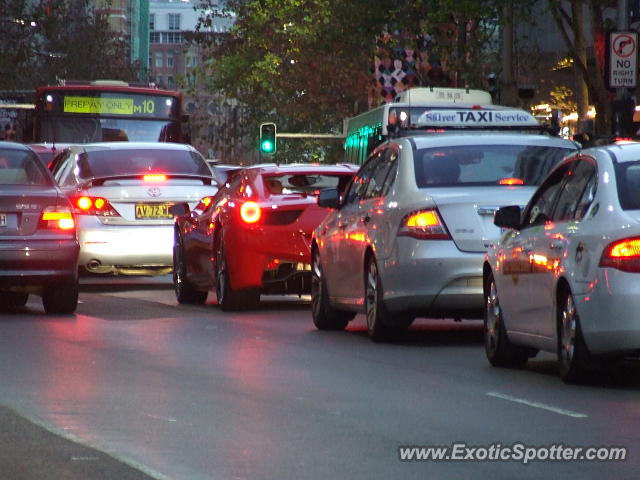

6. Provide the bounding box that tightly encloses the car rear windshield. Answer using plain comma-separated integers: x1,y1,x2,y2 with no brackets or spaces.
413,144,574,187
264,173,353,195
76,149,211,179
615,161,640,210
0,149,53,186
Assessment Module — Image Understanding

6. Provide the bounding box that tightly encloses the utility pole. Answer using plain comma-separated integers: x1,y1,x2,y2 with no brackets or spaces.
612,0,636,135
500,1,518,106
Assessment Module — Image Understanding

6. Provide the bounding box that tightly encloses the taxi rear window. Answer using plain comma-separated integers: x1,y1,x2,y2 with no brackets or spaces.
413,144,574,187
615,161,640,210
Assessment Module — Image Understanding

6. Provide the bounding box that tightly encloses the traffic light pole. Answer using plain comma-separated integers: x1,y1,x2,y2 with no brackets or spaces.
275,133,345,139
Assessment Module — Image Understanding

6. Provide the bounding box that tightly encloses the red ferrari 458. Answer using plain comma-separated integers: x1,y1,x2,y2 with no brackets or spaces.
171,163,357,311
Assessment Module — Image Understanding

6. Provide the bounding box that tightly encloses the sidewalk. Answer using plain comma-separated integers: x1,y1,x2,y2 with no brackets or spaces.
0,404,159,480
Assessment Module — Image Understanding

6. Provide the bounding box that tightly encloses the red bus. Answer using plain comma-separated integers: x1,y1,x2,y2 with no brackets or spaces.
33,80,189,144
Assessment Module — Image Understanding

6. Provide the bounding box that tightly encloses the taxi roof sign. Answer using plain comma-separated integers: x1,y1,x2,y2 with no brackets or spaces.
413,107,539,128
395,87,493,105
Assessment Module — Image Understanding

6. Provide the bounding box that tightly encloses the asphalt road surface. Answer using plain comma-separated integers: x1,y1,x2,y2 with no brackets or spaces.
0,276,638,480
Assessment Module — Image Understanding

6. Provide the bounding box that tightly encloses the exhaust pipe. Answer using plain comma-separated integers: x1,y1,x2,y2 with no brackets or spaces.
86,259,102,271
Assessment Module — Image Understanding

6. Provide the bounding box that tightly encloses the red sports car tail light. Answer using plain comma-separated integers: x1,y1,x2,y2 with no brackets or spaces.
398,209,450,240
40,207,75,230
600,237,640,272
194,196,215,211
70,196,119,217
240,201,261,223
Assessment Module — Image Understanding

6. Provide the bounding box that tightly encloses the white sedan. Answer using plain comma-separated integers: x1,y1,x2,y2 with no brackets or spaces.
50,142,218,275
485,142,640,382
312,132,577,341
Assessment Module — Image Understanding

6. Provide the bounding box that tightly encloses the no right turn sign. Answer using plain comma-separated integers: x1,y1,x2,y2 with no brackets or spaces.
609,31,638,88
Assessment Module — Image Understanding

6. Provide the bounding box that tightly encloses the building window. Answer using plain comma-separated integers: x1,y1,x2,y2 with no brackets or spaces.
149,13,155,31
150,32,160,43
167,52,174,68
155,52,163,68
167,76,175,88
168,13,180,31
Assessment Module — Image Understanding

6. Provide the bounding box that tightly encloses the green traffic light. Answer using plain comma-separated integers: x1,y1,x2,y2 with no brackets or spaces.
261,140,274,153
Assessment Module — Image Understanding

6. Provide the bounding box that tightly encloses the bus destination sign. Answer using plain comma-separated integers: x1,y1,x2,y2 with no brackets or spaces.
62,95,172,117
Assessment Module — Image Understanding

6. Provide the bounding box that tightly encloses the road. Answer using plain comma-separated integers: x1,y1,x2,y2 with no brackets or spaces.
0,277,638,480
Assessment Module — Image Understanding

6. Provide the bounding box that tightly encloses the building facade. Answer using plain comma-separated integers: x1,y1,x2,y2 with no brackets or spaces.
149,0,237,159
94,0,150,82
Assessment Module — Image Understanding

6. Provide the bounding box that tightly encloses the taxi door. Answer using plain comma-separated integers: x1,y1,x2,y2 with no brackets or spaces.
527,158,596,340
322,155,381,302
498,163,571,335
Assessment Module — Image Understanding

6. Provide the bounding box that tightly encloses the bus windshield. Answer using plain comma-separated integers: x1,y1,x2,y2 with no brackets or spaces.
33,83,186,144
39,117,177,143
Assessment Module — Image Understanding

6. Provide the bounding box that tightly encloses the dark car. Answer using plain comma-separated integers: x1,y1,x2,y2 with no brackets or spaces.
0,142,79,313
28,143,75,169
172,163,357,311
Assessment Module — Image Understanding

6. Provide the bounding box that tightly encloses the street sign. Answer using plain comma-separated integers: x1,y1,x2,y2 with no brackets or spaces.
609,31,638,88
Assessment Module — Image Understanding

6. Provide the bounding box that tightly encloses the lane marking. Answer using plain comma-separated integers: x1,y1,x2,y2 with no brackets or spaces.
146,413,177,423
487,392,588,418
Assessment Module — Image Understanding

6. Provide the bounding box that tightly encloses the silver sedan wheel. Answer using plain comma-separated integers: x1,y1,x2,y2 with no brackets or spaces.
485,279,501,354
557,291,592,383
560,295,577,367
365,259,378,333
483,272,530,367
311,252,323,320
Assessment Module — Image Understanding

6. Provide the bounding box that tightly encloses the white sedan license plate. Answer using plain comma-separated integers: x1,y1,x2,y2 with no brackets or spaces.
0,213,6,227
135,203,174,220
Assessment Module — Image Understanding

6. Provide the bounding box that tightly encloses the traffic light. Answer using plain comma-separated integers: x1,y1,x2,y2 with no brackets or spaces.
259,122,276,154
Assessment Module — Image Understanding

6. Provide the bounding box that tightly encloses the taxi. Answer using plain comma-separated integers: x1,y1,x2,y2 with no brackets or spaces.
485,142,640,382
312,131,578,341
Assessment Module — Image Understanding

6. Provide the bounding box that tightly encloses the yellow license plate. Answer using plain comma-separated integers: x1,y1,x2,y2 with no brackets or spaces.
135,203,174,220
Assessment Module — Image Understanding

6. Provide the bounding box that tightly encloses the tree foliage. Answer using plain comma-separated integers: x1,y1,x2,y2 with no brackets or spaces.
0,0,138,96
192,0,527,162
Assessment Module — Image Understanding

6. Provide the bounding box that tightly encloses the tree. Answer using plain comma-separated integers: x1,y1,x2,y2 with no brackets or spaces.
0,0,138,95
191,0,539,161
548,0,617,135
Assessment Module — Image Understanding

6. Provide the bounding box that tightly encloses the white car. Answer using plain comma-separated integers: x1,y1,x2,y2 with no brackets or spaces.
50,142,218,275
485,142,640,382
311,133,578,340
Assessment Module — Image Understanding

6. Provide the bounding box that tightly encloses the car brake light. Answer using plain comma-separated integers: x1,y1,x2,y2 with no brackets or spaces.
600,237,640,272
398,209,450,240
499,177,524,185
40,207,75,230
70,196,119,217
240,201,261,223
143,174,167,182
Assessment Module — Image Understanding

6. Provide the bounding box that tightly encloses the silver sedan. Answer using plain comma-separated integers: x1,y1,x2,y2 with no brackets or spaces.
485,142,640,382
312,133,578,340
50,142,218,275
